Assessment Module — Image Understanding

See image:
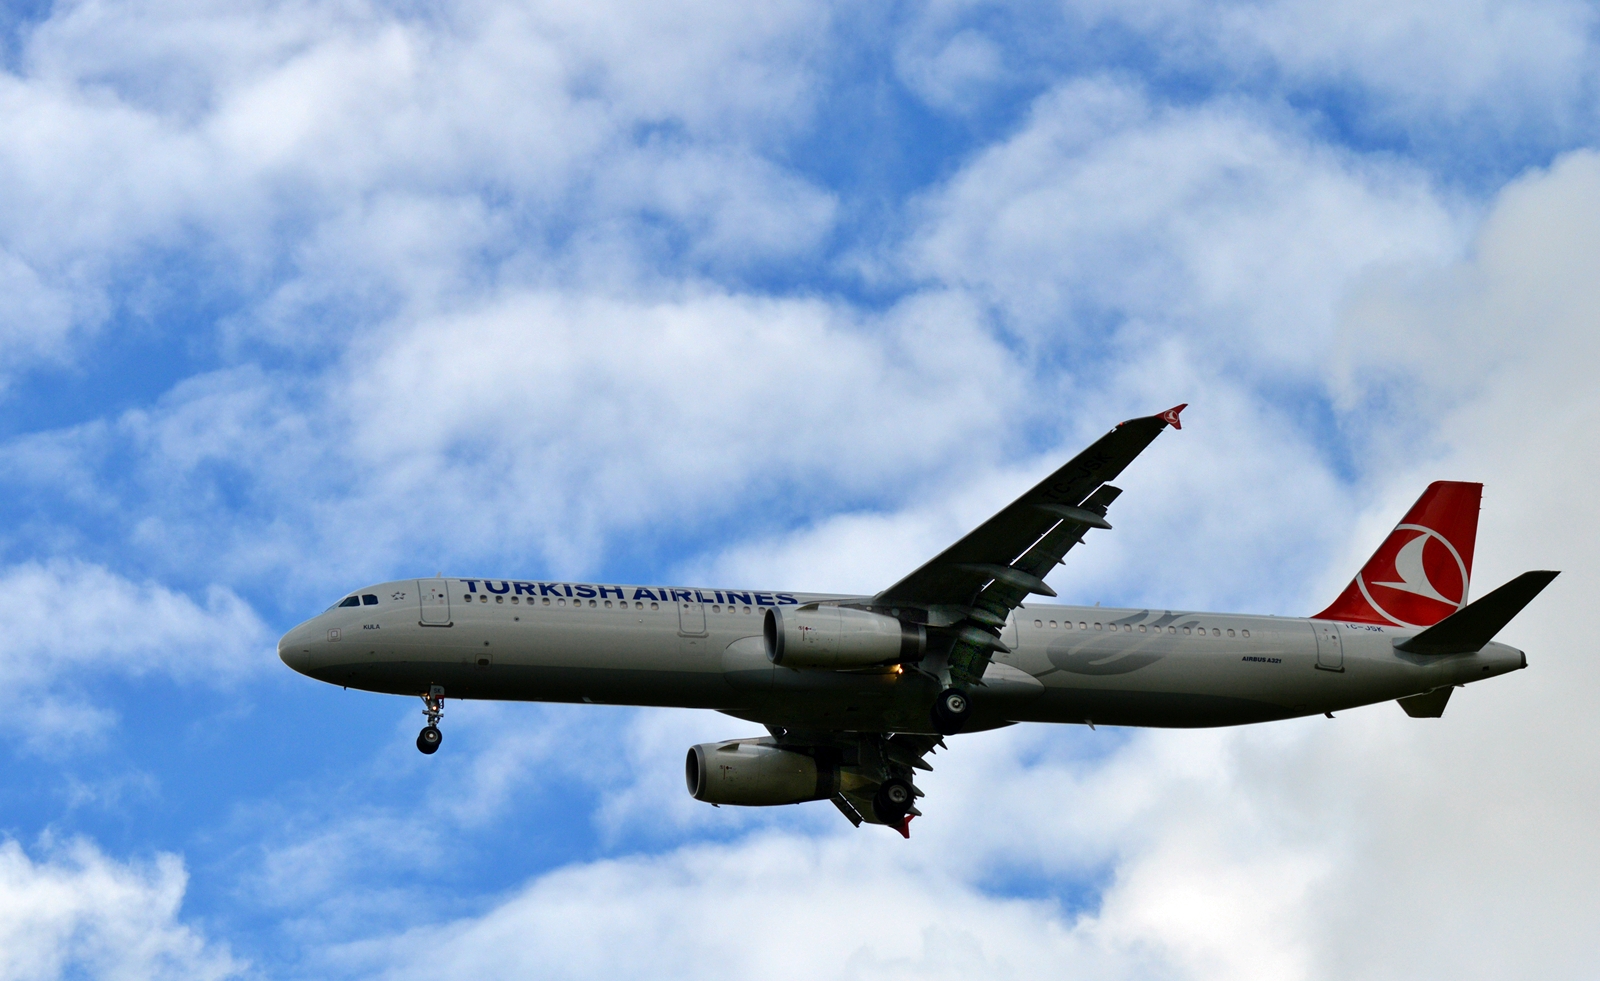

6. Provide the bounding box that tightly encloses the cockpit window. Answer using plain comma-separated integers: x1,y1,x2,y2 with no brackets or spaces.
362,594,379,605
338,596,361,608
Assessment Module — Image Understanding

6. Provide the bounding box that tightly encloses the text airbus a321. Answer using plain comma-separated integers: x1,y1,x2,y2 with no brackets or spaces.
279,406,1556,836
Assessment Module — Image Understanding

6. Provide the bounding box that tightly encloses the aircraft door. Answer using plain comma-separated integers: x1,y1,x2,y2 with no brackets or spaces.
678,598,707,636
678,597,709,662
1314,621,1343,671
418,579,452,625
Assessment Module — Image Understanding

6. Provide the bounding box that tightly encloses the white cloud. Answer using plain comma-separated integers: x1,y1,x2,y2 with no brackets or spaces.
0,0,839,377
894,26,1010,114
0,559,269,744
2,285,1029,603
1015,0,1600,142
0,559,268,685
907,78,1463,373
0,837,239,981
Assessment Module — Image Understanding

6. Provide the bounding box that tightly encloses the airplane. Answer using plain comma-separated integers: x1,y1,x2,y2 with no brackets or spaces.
279,406,1557,836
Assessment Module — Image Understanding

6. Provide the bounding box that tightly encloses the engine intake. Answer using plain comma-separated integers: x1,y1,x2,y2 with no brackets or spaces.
685,739,838,806
763,606,925,669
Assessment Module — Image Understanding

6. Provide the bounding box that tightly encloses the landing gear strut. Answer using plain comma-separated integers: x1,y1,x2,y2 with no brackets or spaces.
931,687,971,735
417,685,444,755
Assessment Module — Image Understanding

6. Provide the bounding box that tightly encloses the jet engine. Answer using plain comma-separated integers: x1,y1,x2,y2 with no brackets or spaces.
763,605,925,669
686,738,839,805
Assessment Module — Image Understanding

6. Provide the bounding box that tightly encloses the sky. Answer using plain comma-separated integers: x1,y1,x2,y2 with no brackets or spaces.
1,0,1598,978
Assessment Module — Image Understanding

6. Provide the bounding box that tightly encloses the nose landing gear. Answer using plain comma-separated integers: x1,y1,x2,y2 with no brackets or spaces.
417,685,444,755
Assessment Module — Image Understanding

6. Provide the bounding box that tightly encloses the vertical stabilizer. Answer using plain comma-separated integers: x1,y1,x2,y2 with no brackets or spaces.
1314,481,1482,627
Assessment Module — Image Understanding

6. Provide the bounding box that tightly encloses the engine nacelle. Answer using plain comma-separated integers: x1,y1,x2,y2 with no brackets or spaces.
763,605,925,669
685,738,838,806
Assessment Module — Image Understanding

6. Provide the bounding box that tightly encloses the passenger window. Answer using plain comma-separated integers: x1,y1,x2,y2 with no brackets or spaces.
1034,620,1042,628
604,600,613,608
1183,627,1191,634
362,594,378,605
1079,622,1086,630
1212,628,1221,637
588,599,597,608
1241,629,1250,638
650,602,659,610
1168,626,1177,634
339,596,360,607
558,598,566,606
712,605,721,613
1094,623,1102,630
1227,628,1235,637
1049,620,1056,628
496,595,504,604
542,597,551,605
1138,624,1146,633
511,596,519,604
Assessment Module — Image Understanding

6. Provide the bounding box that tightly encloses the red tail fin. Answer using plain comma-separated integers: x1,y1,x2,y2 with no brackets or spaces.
1314,481,1482,627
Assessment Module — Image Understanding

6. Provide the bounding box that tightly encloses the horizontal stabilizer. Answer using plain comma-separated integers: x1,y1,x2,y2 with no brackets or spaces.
1397,687,1453,718
1394,570,1559,655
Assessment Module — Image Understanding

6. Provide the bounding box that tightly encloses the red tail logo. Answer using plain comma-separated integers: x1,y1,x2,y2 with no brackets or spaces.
1314,481,1481,627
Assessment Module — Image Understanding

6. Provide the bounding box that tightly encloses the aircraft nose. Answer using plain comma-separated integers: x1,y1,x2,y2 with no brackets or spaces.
278,627,313,675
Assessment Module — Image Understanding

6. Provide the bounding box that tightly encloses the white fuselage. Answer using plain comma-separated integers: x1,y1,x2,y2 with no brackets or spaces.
278,577,1524,732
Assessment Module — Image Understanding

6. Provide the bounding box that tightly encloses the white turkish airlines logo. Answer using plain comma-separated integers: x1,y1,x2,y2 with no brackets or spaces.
1355,524,1469,628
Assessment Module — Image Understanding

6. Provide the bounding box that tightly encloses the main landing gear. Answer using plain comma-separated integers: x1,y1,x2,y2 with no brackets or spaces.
417,685,444,755
872,777,914,826
930,687,971,735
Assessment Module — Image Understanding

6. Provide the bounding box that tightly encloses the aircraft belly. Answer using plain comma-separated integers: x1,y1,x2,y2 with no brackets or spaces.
1015,688,1297,727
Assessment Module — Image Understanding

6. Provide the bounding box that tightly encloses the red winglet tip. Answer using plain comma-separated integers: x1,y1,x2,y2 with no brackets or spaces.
1159,403,1187,430
896,815,914,839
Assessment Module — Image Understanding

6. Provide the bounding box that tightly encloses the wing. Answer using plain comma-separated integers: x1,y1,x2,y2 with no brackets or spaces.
873,404,1184,686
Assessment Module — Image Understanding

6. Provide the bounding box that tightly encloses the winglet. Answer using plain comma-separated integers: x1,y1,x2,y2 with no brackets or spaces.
1159,404,1187,429
895,814,914,839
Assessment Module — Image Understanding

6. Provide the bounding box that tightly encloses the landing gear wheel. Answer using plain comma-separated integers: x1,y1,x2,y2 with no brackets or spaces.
872,777,914,825
417,725,442,754
931,687,971,735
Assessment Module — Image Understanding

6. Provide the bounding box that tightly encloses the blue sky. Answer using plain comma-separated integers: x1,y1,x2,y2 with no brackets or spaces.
2,1,1599,978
